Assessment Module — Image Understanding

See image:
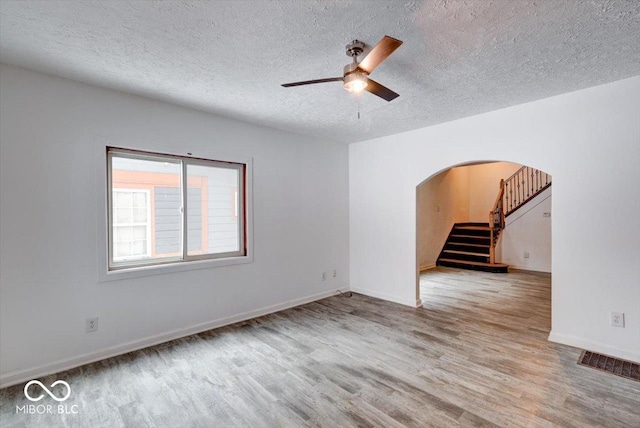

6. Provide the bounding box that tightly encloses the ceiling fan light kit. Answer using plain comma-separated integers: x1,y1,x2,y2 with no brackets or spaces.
282,35,403,102
343,64,368,93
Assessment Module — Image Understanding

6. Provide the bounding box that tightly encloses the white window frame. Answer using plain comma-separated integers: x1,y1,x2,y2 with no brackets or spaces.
183,158,245,262
97,145,253,282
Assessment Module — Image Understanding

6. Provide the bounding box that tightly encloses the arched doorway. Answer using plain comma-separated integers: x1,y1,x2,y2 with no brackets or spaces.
415,160,552,329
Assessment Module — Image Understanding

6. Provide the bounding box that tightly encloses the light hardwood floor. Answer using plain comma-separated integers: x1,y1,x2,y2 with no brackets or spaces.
1,267,638,427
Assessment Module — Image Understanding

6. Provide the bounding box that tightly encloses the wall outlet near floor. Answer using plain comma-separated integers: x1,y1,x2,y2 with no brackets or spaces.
332,269,337,278
86,317,99,332
322,272,327,281
610,312,624,327
524,252,530,259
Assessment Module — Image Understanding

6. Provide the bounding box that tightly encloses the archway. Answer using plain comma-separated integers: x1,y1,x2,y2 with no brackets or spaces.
415,160,552,328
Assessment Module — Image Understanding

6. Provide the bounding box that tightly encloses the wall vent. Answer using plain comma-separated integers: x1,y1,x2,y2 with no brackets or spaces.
578,351,639,382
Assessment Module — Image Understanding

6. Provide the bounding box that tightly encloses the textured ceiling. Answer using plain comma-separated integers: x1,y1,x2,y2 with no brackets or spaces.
1,0,639,143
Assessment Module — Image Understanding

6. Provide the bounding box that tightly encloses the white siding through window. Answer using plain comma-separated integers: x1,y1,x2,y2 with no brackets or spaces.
112,189,151,261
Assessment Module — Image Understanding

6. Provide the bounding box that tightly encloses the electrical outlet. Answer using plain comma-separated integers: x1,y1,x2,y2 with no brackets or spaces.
86,317,98,333
543,212,551,217
332,269,337,278
322,272,327,281
610,312,624,327
524,252,530,259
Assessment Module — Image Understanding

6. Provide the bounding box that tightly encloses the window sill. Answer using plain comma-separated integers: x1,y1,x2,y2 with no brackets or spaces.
97,254,253,283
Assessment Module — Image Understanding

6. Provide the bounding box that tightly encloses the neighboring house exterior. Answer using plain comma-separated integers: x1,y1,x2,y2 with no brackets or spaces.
111,157,239,263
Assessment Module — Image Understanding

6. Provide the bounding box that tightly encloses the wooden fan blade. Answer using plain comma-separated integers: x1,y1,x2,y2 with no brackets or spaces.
365,78,399,101
358,35,403,74
282,77,343,87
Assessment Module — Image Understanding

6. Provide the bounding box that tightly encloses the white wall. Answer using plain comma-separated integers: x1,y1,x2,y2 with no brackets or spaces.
500,187,552,272
0,64,349,386
350,76,640,362
416,167,469,271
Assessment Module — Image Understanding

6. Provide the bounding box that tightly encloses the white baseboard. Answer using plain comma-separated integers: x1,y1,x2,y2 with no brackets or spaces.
548,331,640,364
508,267,552,276
351,287,422,308
0,288,346,389
506,264,551,273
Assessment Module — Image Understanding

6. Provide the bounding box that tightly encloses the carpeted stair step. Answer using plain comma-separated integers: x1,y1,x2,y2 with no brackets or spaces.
451,225,492,237
444,242,491,254
437,258,509,273
440,250,490,264
448,234,491,246
436,222,508,274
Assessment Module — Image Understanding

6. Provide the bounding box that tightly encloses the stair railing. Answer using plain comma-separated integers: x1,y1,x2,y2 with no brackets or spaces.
489,179,505,264
504,166,552,217
488,165,552,264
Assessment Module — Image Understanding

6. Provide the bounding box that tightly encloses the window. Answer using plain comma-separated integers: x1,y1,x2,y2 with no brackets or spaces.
112,189,151,261
107,148,246,271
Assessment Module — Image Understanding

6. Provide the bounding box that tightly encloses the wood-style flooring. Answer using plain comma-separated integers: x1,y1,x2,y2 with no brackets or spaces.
1,267,639,427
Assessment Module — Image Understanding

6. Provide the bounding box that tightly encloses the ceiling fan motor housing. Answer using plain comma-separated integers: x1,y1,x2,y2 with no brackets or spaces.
343,62,366,77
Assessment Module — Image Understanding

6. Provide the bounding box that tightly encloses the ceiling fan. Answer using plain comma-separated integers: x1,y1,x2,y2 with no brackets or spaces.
281,35,403,102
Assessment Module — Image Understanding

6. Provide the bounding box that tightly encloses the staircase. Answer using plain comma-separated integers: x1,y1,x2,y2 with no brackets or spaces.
436,165,551,274
437,223,509,273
